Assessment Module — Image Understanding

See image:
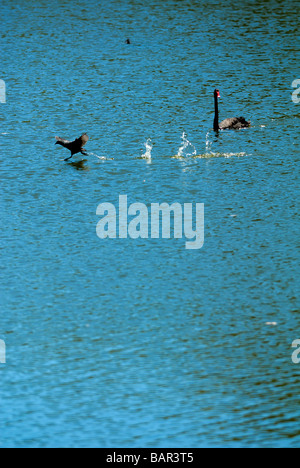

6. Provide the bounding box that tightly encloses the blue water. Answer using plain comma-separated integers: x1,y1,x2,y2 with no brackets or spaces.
0,0,300,448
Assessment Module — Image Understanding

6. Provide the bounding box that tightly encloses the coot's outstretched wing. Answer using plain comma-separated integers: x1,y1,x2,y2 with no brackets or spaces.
76,133,89,148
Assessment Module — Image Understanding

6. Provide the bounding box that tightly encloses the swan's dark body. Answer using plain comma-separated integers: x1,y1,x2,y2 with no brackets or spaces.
55,133,89,161
214,89,250,131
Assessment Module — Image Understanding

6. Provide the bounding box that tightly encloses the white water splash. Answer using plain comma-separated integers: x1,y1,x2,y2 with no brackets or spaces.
141,138,153,162
89,152,114,161
205,131,213,153
177,132,197,157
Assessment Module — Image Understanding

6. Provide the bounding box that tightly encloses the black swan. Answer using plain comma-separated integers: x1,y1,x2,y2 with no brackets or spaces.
55,133,89,161
213,89,250,131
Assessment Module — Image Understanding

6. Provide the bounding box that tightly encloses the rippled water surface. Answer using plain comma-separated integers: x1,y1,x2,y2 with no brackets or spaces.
0,0,300,448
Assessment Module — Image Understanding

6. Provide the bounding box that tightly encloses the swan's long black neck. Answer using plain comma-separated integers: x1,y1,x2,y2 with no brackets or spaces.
214,93,219,131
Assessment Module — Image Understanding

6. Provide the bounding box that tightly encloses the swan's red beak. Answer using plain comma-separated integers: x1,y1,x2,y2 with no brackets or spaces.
217,91,220,98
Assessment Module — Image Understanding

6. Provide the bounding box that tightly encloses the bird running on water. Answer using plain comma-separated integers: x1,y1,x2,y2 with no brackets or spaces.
55,133,89,161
